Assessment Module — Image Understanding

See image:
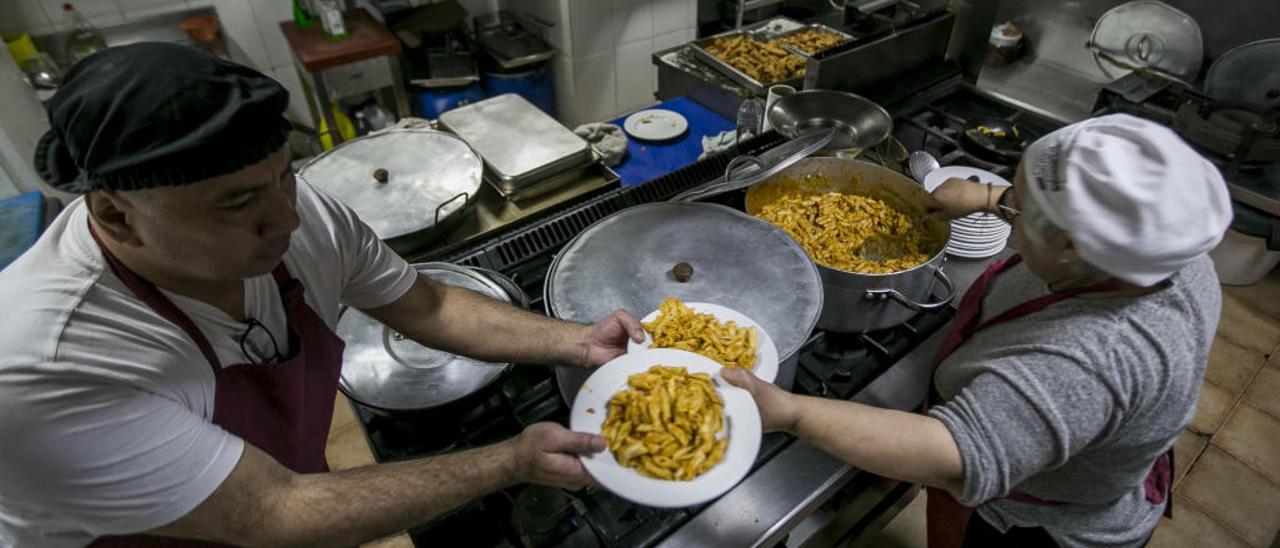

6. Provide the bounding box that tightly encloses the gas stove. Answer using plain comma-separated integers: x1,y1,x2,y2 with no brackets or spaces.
1094,73,1280,218
350,78,1056,547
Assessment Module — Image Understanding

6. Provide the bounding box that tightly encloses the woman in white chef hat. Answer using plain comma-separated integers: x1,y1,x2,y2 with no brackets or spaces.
725,114,1233,548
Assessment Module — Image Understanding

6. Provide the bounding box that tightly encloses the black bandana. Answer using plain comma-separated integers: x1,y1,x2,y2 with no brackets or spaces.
35,42,291,193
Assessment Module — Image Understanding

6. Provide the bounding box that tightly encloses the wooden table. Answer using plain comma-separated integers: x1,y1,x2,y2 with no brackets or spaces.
280,9,410,145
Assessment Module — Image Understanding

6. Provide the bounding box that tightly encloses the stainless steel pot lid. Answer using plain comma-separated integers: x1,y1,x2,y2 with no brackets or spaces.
546,202,824,361
1088,1,1203,82
337,263,512,412
298,128,483,240
1205,39,1280,112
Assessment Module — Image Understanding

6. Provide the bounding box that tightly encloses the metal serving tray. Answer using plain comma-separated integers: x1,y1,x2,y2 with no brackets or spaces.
688,18,851,95
439,93,594,193
771,23,855,58
689,31,805,95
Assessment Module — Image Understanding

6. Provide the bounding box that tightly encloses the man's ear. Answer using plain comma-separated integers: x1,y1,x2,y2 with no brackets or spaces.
85,191,144,247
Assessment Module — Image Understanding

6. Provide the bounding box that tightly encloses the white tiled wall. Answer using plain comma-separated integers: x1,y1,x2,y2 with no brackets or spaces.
524,0,696,126
0,0,211,35
1,0,311,124
2,0,696,129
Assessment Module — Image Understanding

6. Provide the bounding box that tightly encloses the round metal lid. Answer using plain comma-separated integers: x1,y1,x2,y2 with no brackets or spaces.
298,128,483,240
1205,38,1280,112
1089,1,1203,81
337,263,512,412
546,202,824,361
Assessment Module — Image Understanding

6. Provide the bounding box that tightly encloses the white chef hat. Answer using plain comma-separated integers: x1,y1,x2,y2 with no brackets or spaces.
1021,114,1232,286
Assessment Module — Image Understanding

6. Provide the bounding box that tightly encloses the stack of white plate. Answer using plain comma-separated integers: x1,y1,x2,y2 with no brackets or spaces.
923,166,1012,259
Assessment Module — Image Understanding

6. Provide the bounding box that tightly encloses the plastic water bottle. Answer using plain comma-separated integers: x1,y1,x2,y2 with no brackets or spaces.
363,103,396,131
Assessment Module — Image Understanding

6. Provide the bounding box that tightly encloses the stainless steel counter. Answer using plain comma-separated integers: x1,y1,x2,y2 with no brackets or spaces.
660,246,1015,547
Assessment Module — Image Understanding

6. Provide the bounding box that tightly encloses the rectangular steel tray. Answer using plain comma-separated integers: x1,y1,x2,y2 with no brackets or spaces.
687,18,851,95
439,93,594,192
689,31,805,95
770,23,855,58
484,149,611,203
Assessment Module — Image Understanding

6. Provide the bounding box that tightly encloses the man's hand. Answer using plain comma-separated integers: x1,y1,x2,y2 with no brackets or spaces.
578,309,645,367
721,367,801,433
922,178,999,221
505,423,606,490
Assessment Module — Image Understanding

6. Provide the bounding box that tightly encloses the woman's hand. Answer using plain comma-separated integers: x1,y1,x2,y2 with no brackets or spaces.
922,178,999,221
721,367,802,433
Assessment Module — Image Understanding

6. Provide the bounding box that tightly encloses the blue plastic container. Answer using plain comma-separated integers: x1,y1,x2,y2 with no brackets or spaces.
482,64,555,117
0,192,46,271
414,83,487,119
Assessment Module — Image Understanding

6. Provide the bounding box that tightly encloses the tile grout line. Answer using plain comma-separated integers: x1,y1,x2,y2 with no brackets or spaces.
1207,396,1280,488
1173,492,1257,547
1173,431,1212,493
1193,377,1247,438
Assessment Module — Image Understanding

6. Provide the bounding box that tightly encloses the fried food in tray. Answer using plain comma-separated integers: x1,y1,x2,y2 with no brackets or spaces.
755,186,934,274
642,298,757,370
772,28,849,55
703,34,807,84
601,365,728,481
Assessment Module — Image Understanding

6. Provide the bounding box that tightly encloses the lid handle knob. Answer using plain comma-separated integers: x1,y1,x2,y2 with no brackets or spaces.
373,168,389,184
672,262,694,283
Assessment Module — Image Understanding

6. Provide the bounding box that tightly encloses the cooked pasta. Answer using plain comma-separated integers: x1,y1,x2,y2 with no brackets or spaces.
756,192,933,273
643,298,756,370
601,365,728,481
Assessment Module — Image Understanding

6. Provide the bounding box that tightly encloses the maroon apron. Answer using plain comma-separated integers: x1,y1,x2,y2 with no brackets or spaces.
924,254,1174,548
87,225,345,547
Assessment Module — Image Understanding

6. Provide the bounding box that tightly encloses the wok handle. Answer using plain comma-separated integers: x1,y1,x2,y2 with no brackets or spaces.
434,192,470,224
863,266,956,311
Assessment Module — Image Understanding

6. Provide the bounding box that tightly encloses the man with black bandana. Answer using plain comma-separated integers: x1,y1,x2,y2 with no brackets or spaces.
0,42,642,547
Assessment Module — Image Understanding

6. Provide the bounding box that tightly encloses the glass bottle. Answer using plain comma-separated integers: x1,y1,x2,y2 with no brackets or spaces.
62,3,107,65
292,0,313,29
316,0,348,42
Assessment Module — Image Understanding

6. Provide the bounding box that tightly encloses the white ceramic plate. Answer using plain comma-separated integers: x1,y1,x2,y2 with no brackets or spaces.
947,240,1008,258
950,223,1011,241
624,109,689,141
628,302,780,384
570,348,763,508
954,212,1007,226
923,165,1011,192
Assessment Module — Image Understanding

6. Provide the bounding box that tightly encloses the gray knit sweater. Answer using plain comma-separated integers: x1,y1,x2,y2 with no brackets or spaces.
929,255,1220,547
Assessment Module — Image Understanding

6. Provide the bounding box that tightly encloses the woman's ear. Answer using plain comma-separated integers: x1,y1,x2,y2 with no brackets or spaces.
85,191,144,247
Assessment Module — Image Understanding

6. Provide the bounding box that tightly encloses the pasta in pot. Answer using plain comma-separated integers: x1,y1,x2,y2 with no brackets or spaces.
642,298,757,370
601,365,728,481
755,192,933,274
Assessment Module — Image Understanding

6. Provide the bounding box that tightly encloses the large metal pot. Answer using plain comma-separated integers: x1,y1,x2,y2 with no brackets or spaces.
544,202,825,403
336,262,526,416
298,126,483,256
745,157,955,332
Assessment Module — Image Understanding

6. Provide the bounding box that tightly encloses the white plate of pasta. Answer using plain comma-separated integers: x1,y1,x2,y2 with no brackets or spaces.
627,299,780,384
570,348,763,508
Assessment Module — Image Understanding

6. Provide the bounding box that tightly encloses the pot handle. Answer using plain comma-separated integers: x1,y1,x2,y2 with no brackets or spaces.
863,266,956,311
434,192,470,224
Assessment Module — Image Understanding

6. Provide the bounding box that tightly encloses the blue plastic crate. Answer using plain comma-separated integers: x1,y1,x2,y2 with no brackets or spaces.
0,192,46,271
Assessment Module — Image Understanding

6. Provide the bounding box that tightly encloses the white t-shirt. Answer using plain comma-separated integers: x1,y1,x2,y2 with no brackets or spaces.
0,181,416,547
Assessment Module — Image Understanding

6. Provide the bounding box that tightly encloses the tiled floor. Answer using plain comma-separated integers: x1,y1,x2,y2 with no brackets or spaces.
326,271,1280,548
870,268,1280,548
